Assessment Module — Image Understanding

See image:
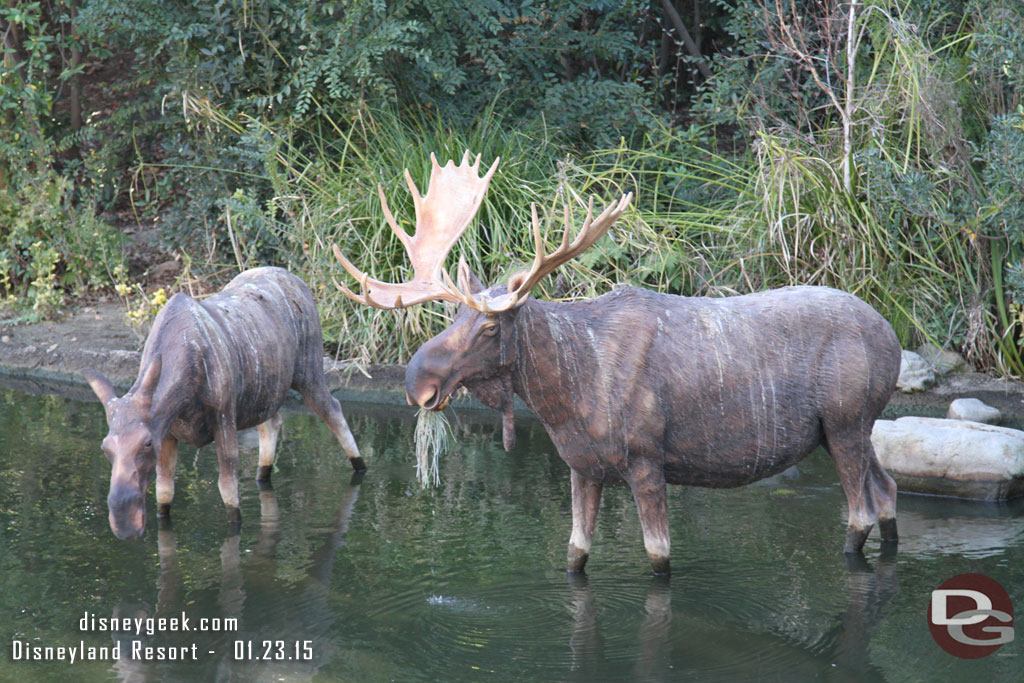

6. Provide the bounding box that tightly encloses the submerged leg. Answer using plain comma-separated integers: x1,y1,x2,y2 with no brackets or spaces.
568,469,603,572
299,379,366,472
256,412,284,482
629,462,671,575
156,436,179,518
825,425,898,554
214,412,242,525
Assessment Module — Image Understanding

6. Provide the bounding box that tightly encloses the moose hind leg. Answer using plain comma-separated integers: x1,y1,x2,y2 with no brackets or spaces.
568,469,603,573
824,424,898,553
629,462,671,575
299,379,366,472
215,413,242,525
256,412,284,482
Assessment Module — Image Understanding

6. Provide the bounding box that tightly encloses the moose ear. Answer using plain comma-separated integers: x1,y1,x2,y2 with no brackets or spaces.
506,269,531,299
83,369,118,406
139,356,163,398
457,257,485,295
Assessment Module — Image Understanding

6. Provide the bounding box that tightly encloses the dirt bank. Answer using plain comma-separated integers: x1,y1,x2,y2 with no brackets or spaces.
3,299,1024,426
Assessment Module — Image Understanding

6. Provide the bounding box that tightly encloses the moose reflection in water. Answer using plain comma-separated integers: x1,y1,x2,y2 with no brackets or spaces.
565,552,898,683
109,471,363,682
83,267,365,540
333,152,902,574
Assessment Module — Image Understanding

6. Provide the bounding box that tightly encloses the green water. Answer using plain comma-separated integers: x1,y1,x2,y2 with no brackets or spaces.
0,384,1022,682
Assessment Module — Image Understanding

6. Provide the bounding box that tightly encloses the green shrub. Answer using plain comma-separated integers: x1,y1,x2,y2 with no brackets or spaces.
0,172,123,320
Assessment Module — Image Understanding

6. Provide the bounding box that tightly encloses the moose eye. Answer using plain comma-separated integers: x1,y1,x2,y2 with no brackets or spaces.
481,321,499,337
144,439,153,450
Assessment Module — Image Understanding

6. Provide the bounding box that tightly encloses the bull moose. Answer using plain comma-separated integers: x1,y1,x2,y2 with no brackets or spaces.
84,267,365,539
333,152,899,575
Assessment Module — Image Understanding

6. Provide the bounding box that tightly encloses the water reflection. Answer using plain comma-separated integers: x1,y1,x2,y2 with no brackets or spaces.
109,471,364,682
894,495,1024,558
564,552,899,682
4,383,1024,682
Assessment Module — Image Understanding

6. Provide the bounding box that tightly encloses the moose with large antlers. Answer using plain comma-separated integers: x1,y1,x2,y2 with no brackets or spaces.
334,152,900,575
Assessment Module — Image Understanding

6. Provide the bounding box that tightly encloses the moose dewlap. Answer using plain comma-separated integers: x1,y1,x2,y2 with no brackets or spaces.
334,151,901,575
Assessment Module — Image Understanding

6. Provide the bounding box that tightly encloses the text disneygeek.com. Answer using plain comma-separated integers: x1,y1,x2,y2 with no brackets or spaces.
9,611,313,664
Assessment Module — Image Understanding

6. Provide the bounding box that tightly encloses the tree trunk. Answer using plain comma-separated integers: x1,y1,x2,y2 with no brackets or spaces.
660,0,712,80
69,1,82,135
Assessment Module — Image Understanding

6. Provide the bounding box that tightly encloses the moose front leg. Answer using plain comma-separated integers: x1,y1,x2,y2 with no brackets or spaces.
214,412,242,525
629,462,671,575
568,469,603,572
256,412,284,482
156,436,179,518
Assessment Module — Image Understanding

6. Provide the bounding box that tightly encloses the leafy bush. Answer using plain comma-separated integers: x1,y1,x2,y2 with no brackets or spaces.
0,172,122,320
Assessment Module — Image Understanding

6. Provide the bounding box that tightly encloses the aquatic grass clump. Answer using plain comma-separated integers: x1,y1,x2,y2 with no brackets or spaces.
414,408,453,488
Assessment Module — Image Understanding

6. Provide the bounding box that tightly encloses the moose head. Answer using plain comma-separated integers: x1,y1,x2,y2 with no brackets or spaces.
84,358,165,539
332,152,631,450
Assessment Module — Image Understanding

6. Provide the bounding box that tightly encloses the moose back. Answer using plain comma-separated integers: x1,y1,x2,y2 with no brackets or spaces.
334,152,900,575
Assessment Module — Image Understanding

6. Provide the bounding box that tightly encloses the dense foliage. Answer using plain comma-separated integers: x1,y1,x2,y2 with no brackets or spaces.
2,1,1023,372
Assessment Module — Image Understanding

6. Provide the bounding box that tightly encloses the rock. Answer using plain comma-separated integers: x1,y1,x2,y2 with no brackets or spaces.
871,416,1024,500
0,335,9,343
896,350,935,392
916,343,966,375
147,260,182,283
947,398,1001,424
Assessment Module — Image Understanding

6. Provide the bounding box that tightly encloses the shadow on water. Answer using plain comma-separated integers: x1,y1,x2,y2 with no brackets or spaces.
109,471,365,682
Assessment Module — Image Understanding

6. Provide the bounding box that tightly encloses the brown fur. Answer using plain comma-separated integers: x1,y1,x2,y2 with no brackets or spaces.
407,278,900,574
85,267,364,539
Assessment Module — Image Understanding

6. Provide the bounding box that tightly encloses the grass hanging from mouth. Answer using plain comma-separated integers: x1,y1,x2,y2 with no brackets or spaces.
414,408,452,488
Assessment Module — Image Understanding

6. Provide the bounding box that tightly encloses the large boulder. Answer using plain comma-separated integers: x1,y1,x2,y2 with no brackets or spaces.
896,350,935,393
871,416,1024,500
946,397,1001,425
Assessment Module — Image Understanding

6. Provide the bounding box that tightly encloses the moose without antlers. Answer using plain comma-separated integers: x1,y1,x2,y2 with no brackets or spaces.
84,267,365,539
334,152,900,575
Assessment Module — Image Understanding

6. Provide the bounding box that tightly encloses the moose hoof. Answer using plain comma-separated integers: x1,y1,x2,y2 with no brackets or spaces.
256,465,273,482
843,527,871,554
226,506,242,524
567,545,589,573
879,518,898,543
349,457,367,473
649,556,671,576
157,503,171,518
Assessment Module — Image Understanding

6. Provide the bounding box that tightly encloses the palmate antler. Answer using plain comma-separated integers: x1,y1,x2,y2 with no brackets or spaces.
332,151,632,312
332,151,500,309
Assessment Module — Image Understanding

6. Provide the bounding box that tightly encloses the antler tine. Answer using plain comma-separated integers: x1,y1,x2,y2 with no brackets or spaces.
333,243,370,284
377,183,412,251
332,273,386,310
529,202,546,278
404,167,424,226
485,191,633,312
439,263,484,311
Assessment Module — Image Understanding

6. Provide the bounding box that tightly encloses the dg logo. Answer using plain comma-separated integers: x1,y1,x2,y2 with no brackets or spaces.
928,573,1014,659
